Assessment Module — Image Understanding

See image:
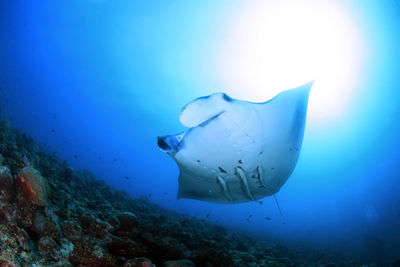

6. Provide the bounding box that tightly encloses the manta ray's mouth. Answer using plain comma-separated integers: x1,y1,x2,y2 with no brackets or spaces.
157,136,171,152
157,135,180,154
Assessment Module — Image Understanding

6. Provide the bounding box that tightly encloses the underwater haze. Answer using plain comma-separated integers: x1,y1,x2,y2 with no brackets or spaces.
1,0,400,265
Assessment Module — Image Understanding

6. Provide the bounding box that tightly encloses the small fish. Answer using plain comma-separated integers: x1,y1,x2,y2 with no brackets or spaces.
265,217,271,220
258,201,263,205
125,176,129,180
206,213,210,219
50,129,55,133
73,154,78,158
218,167,227,173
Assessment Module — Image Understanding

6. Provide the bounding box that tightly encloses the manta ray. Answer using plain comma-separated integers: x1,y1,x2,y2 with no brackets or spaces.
158,82,313,204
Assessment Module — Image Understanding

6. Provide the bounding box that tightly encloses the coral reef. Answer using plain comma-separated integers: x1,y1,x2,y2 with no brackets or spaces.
0,114,381,266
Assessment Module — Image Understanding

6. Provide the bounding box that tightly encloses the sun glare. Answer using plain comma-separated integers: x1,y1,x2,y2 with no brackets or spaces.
218,0,364,122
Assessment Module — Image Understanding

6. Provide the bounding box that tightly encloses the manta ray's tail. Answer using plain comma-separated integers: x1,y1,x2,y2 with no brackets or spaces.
273,194,284,217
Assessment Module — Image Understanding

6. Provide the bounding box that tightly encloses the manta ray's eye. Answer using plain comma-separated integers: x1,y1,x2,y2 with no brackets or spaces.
222,93,233,102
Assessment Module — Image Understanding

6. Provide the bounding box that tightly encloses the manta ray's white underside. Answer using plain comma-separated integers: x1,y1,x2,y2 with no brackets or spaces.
158,82,313,204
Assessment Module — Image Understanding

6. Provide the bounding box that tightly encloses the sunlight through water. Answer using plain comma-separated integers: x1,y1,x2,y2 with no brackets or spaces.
218,0,364,123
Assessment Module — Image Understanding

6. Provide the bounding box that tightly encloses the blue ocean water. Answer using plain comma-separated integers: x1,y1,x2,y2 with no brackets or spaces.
0,0,399,264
